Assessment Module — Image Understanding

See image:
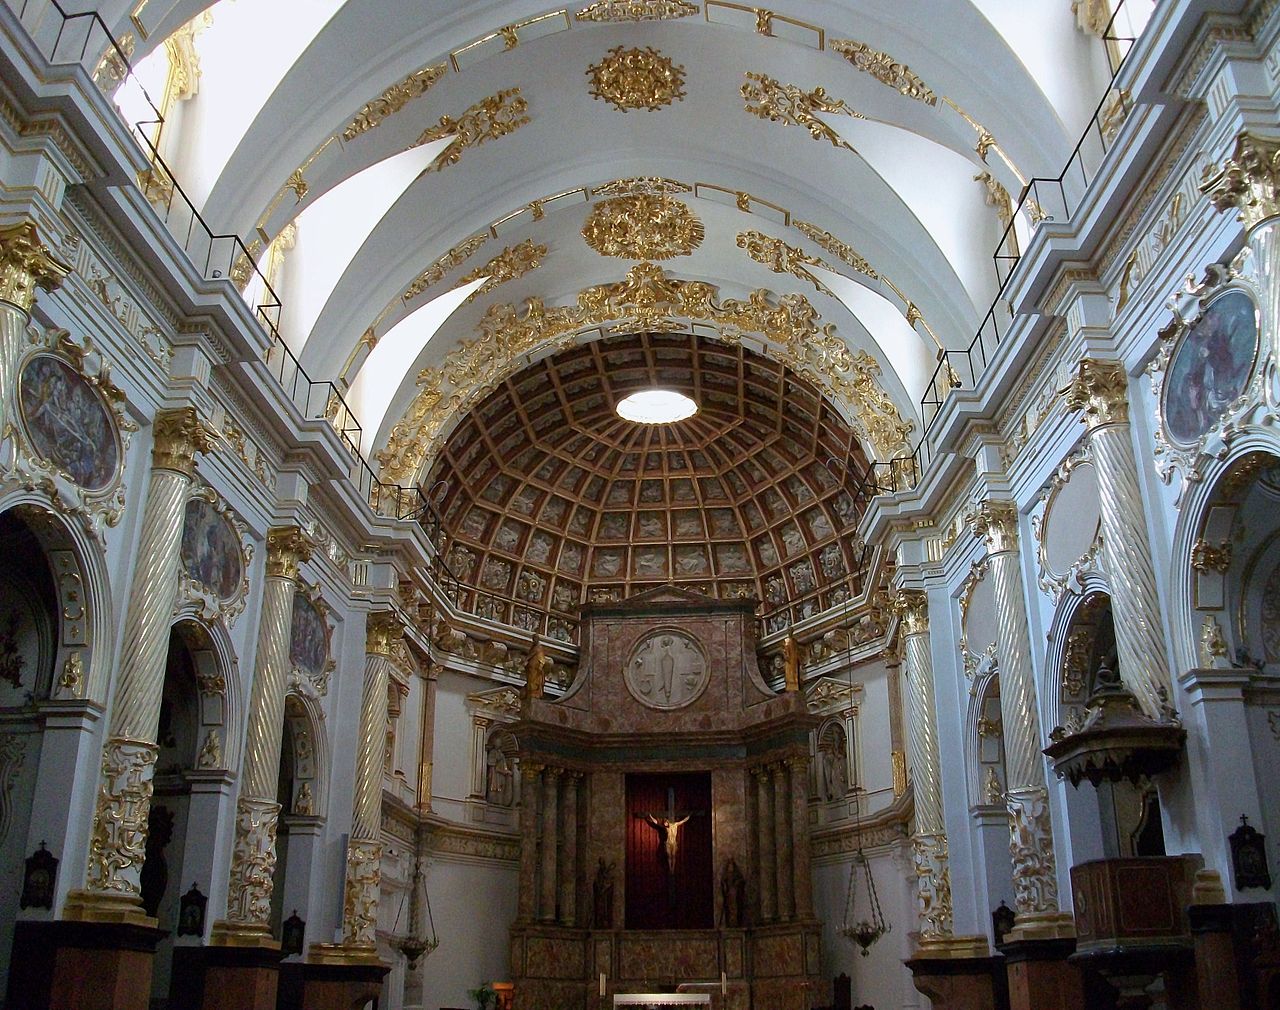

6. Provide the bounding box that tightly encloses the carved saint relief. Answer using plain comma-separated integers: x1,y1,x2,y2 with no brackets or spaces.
624,629,708,710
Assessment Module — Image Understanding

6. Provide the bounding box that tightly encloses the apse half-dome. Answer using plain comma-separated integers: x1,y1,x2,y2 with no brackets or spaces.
426,332,872,641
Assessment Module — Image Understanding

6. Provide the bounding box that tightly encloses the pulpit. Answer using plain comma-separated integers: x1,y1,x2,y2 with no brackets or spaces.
510,587,822,1010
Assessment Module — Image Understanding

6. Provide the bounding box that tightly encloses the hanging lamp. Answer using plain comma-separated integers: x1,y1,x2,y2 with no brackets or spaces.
392,844,440,969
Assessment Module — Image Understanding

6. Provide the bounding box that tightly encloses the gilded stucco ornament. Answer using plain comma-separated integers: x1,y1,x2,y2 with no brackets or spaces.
742,73,860,149
224,796,280,925
1063,358,1129,429
1006,786,1060,915
458,239,546,302
1200,131,1280,232
828,38,937,105
177,483,254,625
911,832,955,939
1031,448,1101,603
341,838,382,948
737,230,834,295
587,46,686,112
957,559,995,687
967,499,1020,555
576,0,698,19
793,221,878,279
415,88,530,171
377,263,912,483
590,176,692,198
265,525,313,582
0,221,71,314
343,63,447,141
890,588,929,638
151,406,215,477
582,195,704,259
84,737,155,897
366,611,405,658
404,234,489,302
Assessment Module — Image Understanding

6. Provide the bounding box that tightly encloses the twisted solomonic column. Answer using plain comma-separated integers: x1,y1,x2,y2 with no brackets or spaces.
64,407,213,924
968,501,1074,940
0,220,70,446
1065,359,1176,721
211,526,312,946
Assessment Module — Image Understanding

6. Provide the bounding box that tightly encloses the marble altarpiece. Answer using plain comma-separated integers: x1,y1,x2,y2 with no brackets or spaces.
509,587,821,1010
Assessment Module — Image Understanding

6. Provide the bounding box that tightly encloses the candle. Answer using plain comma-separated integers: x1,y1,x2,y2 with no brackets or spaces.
600,973,606,997
721,972,727,996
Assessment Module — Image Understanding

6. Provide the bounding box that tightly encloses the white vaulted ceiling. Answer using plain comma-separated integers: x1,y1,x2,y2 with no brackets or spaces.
106,0,1134,486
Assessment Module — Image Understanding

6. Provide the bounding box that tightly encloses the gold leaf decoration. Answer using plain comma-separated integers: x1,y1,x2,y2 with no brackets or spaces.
414,88,531,171
828,39,937,105
575,0,699,21
587,46,686,112
590,177,692,198
793,221,878,279
741,73,861,149
377,262,911,484
403,234,489,302
582,195,705,260
343,63,448,142
736,230,834,295
457,239,547,303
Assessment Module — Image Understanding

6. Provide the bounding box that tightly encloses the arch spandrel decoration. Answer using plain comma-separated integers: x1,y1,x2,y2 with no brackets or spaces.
178,484,254,625
6,329,136,546
289,583,336,699
1032,446,1102,603
1149,259,1271,499
376,262,913,486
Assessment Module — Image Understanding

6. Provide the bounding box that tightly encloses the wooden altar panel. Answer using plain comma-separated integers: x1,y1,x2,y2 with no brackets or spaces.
626,773,713,929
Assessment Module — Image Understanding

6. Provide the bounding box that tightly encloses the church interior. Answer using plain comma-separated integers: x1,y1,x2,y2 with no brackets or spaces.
1,1,1280,1009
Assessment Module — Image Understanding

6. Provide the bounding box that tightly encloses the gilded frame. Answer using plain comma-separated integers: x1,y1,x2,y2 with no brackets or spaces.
177,484,254,625
1031,446,1102,603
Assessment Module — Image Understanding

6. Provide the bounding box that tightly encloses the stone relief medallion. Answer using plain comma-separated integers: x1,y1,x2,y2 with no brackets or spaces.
17,353,120,491
624,628,708,709
1162,288,1258,447
581,195,704,260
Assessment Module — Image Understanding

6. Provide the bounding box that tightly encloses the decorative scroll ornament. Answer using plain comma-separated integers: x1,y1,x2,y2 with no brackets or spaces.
342,838,383,947
377,262,912,483
828,39,937,105
1147,261,1267,495
224,796,280,925
1200,131,1280,232
742,73,860,150
737,230,834,295
582,196,704,259
576,0,698,20
457,239,547,303
1190,538,1232,574
911,831,955,939
343,63,448,141
1006,785,1059,914
587,46,686,112
0,220,71,313
8,329,136,546
414,88,530,171
178,484,254,624
591,177,692,198
793,221,878,279
404,234,489,302
85,738,156,895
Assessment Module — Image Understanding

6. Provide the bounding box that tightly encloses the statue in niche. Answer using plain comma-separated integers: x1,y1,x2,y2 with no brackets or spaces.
592,858,615,928
524,636,551,704
294,782,314,816
720,857,747,927
783,630,801,692
485,740,515,807
820,728,849,801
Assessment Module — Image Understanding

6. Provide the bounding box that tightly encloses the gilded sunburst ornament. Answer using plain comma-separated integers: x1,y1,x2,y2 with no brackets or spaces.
582,195,705,260
587,46,686,112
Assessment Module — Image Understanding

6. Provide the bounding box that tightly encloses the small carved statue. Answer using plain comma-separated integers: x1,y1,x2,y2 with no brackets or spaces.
196,729,222,769
719,857,747,928
525,635,552,704
486,744,515,806
592,857,615,928
293,781,314,816
783,629,801,692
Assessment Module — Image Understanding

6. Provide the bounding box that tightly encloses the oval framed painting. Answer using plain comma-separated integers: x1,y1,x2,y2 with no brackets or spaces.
17,354,120,491
181,497,244,602
1161,288,1260,448
290,591,330,680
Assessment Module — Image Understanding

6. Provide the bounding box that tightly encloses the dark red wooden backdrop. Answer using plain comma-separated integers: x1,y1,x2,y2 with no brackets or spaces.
625,771,714,929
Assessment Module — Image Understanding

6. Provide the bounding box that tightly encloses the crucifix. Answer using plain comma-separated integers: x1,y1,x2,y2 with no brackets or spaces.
636,787,705,910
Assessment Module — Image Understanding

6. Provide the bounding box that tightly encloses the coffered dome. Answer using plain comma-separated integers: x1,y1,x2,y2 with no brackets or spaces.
427,332,871,640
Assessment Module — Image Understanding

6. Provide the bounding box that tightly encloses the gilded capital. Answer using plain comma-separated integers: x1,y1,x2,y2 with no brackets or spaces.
1064,358,1129,430
265,526,313,581
891,589,929,636
151,406,215,476
1201,131,1280,231
0,221,71,313
366,611,404,657
967,499,1020,554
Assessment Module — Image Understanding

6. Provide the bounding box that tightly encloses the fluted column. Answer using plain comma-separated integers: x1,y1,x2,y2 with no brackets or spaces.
1066,359,1175,720
336,611,404,953
65,407,212,923
893,589,957,945
559,771,579,926
969,500,1071,939
212,526,312,945
0,221,70,445
755,766,777,922
787,756,813,919
539,766,560,921
517,762,542,922
773,764,794,920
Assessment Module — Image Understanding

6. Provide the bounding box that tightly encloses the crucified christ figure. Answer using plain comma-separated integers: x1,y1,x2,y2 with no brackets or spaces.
642,811,691,868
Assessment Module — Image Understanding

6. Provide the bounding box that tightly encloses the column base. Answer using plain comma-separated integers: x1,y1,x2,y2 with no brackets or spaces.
1001,937,1083,1010
913,933,992,959
1004,911,1076,942
61,888,157,927
198,939,282,1010
905,951,1009,1010
37,918,165,1010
